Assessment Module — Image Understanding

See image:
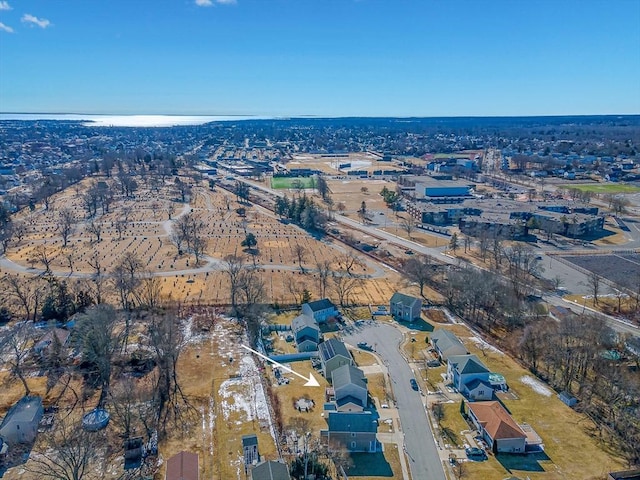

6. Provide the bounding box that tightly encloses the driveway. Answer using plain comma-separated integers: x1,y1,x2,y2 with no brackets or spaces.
342,322,446,480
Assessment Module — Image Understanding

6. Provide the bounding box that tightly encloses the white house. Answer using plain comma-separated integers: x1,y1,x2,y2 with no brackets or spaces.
301,299,338,323
389,293,422,322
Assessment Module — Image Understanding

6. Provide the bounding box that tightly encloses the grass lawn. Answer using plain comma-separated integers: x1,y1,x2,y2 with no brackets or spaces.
561,183,640,194
345,444,402,479
270,176,316,189
447,327,627,480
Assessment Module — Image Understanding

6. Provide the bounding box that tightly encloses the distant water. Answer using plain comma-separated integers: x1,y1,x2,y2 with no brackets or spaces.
0,113,274,127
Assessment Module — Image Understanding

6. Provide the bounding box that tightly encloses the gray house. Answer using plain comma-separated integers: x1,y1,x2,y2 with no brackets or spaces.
302,298,338,323
0,396,44,445
251,460,291,480
430,329,467,361
291,314,320,352
447,354,492,399
319,339,353,380
321,411,378,453
389,293,422,322
332,365,368,412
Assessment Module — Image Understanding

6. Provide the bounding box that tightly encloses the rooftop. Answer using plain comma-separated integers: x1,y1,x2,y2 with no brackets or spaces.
319,338,351,363
448,354,490,375
304,298,336,312
390,292,421,307
468,401,526,441
166,451,199,480
332,365,367,391
326,411,377,433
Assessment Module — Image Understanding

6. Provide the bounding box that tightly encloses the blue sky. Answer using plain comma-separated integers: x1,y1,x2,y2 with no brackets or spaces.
0,0,639,116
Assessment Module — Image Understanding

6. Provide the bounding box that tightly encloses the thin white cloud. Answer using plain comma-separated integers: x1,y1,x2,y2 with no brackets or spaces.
0,21,13,33
21,14,51,29
195,0,237,6
0,1,12,11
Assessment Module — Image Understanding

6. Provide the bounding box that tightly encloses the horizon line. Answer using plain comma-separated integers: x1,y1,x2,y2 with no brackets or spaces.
1,112,639,119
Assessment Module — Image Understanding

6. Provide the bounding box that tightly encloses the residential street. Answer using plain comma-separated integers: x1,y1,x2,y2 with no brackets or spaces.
341,322,447,480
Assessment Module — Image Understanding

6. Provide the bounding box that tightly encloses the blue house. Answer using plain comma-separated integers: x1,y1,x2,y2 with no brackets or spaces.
321,411,379,453
291,314,320,352
302,299,338,323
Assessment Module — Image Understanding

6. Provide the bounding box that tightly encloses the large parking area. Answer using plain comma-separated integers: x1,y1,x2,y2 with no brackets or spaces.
561,253,640,286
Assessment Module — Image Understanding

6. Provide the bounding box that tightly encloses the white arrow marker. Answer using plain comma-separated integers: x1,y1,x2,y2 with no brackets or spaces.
241,344,320,387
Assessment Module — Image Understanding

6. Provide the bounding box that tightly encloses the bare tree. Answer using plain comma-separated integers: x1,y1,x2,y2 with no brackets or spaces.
35,244,54,275
337,251,364,277
58,208,76,248
401,215,416,239
0,219,14,253
404,255,433,298
586,271,602,306
223,254,245,310
86,250,108,305
138,274,163,310
316,260,332,298
25,417,101,480
147,310,194,437
85,220,103,243
2,274,45,321
285,276,307,305
0,322,35,396
293,244,307,273
331,273,360,308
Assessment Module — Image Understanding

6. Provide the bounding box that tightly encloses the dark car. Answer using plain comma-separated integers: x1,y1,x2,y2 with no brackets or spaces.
410,378,418,391
465,447,487,460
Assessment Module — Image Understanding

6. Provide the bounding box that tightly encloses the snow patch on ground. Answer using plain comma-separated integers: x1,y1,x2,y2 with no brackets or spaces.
218,354,276,441
467,336,504,355
520,375,552,397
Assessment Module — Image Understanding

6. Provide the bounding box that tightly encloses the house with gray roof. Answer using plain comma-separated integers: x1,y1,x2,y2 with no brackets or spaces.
242,434,259,467
447,354,491,397
319,339,353,380
430,329,468,361
250,460,291,480
389,292,422,322
332,365,368,412
321,411,379,453
291,314,320,352
0,396,43,446
302,298,338,323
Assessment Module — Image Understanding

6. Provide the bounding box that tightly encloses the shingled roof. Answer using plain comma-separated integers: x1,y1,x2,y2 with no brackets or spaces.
468,401,526,441
448,354,490,375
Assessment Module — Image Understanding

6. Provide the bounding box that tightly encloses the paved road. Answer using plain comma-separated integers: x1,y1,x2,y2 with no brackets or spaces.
342,323,446,480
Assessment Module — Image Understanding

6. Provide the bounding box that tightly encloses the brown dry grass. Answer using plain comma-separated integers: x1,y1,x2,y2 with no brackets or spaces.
437,323,627,479
3,174,404,311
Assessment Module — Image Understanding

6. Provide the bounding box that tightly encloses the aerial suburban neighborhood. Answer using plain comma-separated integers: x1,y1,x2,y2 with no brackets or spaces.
0,114,639,480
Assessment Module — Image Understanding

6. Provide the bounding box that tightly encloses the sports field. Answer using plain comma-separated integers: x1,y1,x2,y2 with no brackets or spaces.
270,176,315,189
561,183,640,194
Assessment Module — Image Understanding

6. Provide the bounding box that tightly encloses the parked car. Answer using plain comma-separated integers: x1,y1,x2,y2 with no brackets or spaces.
465,447,487,460
357,342,373,351
410,378,418,391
